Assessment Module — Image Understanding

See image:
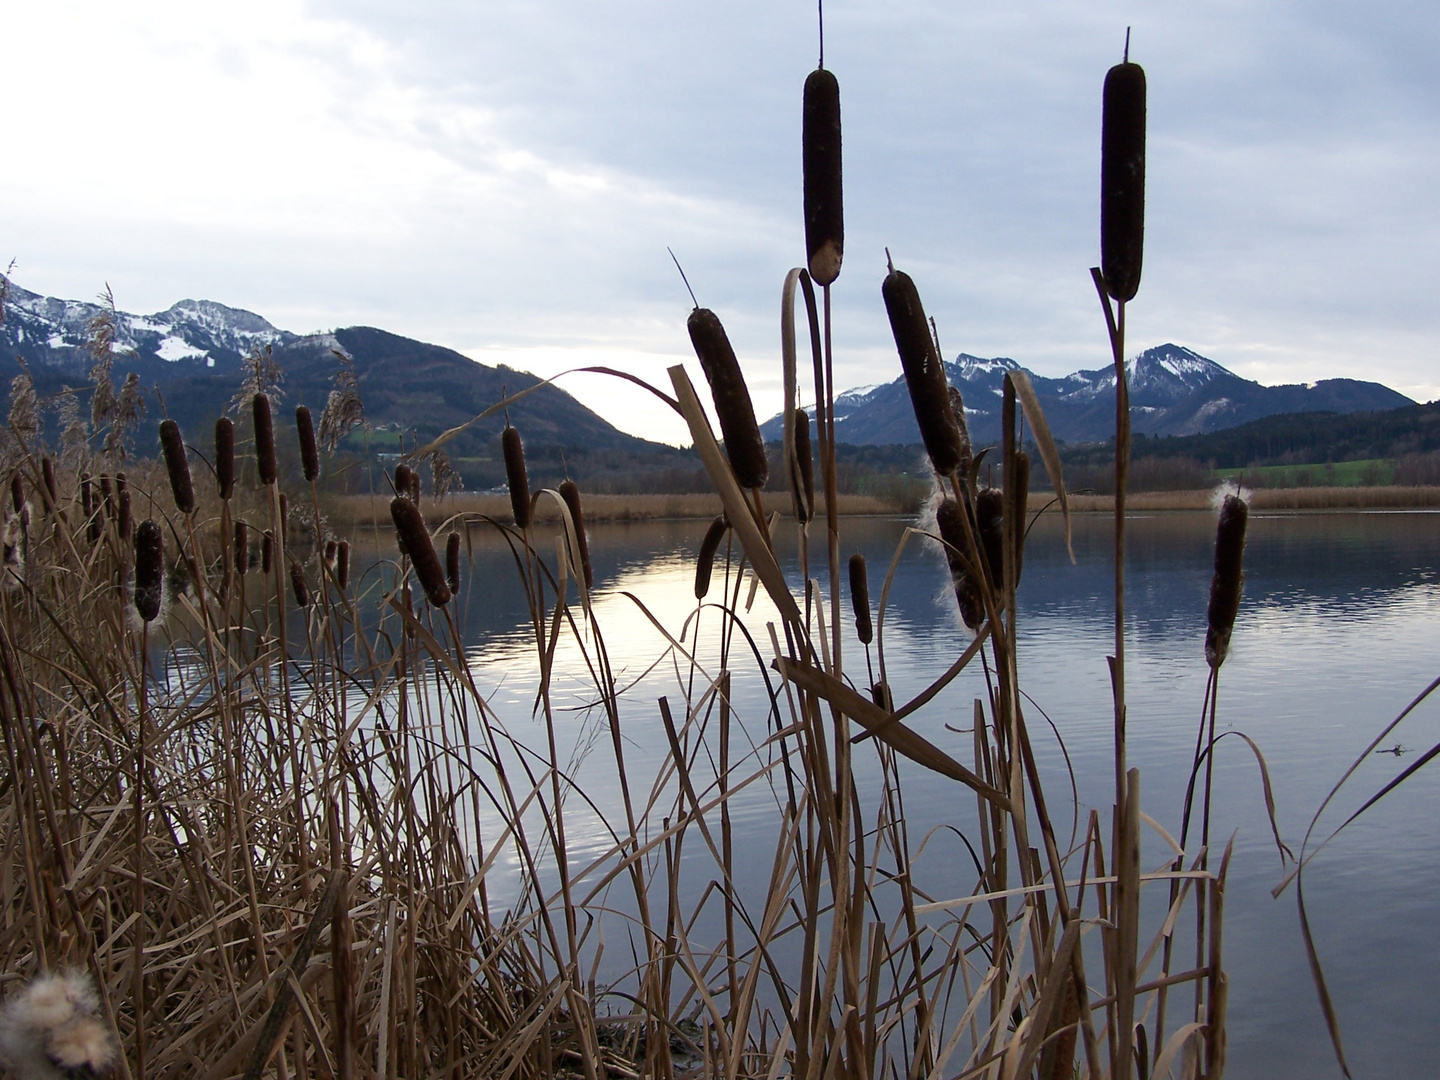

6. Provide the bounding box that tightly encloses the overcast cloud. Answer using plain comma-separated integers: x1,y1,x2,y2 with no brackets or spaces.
3,1,1437,444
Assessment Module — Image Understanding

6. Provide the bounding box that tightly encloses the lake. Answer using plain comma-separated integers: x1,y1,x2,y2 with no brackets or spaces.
383,506,1440,1079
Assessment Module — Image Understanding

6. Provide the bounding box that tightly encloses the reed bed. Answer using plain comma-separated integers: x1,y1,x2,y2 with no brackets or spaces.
1060,486,1440,512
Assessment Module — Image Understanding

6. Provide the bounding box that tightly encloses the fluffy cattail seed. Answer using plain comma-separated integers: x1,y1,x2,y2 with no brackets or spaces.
695,515,727,600
118,490,132,541
253,394,277,485
157,419,195,514
215,417,235,499
446,531,461,595
390,497,451,606
802,67,844,286
688,308,768,490
1205,494,1248,667
936,498,984,630
134,519,164,623
502,426,531,528
289,561,311,607
41,457,56,510
235,521,249,575
849,552,873,645
883,268,964,477
296,405,320,483
792,409,815,523
262,532,274,574
558,479,594,590
336,540,350,590
1101,58,1146,302
0,972,118,1080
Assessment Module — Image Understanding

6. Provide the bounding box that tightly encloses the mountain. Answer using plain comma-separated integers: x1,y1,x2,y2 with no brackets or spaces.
760,344,1414,446
0,278,671,481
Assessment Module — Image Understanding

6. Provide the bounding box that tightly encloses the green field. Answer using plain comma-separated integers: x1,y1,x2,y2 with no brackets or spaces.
1215,458,1395,488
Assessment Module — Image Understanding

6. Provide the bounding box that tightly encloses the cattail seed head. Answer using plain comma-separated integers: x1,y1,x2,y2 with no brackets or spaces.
502,426,532,528
289,561,311,607
394,464,414,502
558,479,594,590
802,67,844,286
253,393,277,485
871,682,893,711
948,386,973,478
409,467,421,504
234,521,249,575
1101,60,1146,302
695,515,727,600
134,519,164,623
115,471,126,496
975,488,1005,591
883,268,964,477
446,531,461,595
390,496,451,606
41,456,56,510
99,475,114,520
158,419,195,514
1205,494,1248,667
336,539,350,590
849,552,873,645
325,538,338,567
215,417,235,499
262,532,274,574
9,473,22,514
936,498,984,630
687,308,769,490
792,408,815,523
296,405,320,482
118,490,132,541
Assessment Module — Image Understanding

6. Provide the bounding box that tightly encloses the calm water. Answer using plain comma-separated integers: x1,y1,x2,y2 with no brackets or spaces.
399,509,1440,1079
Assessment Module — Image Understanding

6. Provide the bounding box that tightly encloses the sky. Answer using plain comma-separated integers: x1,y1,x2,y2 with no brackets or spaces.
3,0,1438,445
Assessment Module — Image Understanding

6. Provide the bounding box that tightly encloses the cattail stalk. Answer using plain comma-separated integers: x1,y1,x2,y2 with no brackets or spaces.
390,497,451,606
134,519,164,623
883,267,964,477
215,417,235,499
849,552,872,645
502,427,531,528
296,406,319,483
253,394,277,485
1205,495,1247,667
687,308,769,490
446,532,461,596
802,67,844,286
695,516,727,600
1101,59,1146,302
558,480,594,590
159,420,195,514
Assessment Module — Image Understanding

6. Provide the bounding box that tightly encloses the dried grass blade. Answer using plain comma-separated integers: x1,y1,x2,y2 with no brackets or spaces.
1007,370,1072,562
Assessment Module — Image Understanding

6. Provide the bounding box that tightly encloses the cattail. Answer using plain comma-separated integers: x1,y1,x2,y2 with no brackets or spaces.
394,464,414,502
792,409,815,523
158,419,194,514
975,488,1005,591
948,386,973,477
262,532,274,574
289,561,311,607
849,552,873,645
9,473,22,514
81,474,98,542
409,466,421,504
41,457,56,511
0,972,118,1080
802,67,843,286
390,497,451,606
325,538,338,568
687,308,768,490
215,417,235,499
296,405,320,483
502,426,531,528
883,268,964,477
871,682,893,711
134,519,164,623
936,498,984,630
336,540,350,590
253,393,277,485
118,490,132,541
115,472,126,496
99,475,113,520
446,531,461,595
1101,57,1146,302
558,479,594,590
695,515,727,600
234,521,249,575
1205,494,1248,667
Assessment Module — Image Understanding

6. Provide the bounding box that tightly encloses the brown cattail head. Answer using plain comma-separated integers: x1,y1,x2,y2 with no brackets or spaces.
1101,59,1146,302
296,405,320,482
802,67,844,286
446,531,461,595
9,473,22,514
558,479,594,589
502,426,531,528
695,515,727,600
975,488,1005,591
325,538,338,567
1205,494,1248,667
134,519,164,623
792,408,815,523
883,268,964,477
253,394,277,484
41,456,56,511
409,467,421,504
948,386,973,477
870,682,893,711
936,498,984,630
390,496,451,606
234,521,249,575
394,463,414,502
215,417,235,499
289,561,311,607
118,490,132,541
849,552,873,645
159,419,195,514
687,308,769,490
262,532,274,574
100,475,114,518
336,539,350,590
